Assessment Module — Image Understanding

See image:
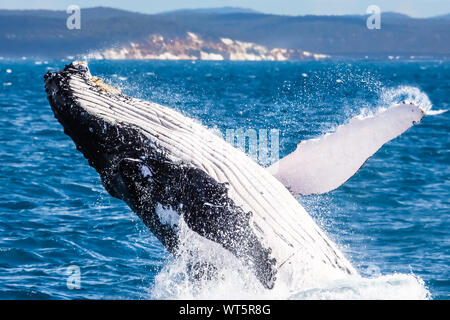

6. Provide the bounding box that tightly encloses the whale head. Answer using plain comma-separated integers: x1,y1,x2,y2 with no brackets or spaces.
45,62,185,248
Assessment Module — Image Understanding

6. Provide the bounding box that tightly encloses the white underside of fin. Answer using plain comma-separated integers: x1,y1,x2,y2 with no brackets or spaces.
268,104,424,196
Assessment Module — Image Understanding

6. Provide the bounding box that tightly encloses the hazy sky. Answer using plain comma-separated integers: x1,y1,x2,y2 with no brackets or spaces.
0,0,449,17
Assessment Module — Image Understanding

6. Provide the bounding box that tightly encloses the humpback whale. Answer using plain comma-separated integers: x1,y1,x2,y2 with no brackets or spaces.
44,62,424,289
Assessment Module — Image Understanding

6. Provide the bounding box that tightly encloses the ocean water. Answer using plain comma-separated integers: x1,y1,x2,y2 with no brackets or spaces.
0,59,448,299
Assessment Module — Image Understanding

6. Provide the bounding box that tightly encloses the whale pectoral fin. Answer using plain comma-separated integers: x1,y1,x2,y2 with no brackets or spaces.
268,103,425,196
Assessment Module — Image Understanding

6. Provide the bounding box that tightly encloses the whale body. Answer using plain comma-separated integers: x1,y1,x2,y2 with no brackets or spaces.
44,62,424,289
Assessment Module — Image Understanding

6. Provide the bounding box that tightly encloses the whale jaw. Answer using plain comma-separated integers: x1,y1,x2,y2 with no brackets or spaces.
44,62,277,289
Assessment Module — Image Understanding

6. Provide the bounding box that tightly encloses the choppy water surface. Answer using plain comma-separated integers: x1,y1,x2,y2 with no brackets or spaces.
0,59,448,299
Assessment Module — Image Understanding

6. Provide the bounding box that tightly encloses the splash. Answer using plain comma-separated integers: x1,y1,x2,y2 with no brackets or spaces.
149,216,430,300
353,85,446,121
379,85,446,115
425,109,447,115
289,274,431,300
150,220,268,300
380,86,432,112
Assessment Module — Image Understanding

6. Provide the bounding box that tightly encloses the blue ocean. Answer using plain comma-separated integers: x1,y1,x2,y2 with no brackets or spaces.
0,59,448,299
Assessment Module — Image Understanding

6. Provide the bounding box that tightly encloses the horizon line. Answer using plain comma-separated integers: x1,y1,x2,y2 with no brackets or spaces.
0,6,448,19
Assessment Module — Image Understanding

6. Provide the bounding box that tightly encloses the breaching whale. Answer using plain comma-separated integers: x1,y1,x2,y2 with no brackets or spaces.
44,62,424,289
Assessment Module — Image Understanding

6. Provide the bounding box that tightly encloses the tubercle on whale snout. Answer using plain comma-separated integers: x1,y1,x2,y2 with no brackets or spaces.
44,62,278,289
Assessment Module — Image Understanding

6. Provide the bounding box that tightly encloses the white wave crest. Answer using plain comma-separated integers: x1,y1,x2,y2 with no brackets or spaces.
288,274,431,300
380,86,432,112
378,85,448,116
355,86,446,119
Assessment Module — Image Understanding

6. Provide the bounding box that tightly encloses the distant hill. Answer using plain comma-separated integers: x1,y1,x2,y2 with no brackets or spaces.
0,7,448,59
433,13,450,20
160,7,260,15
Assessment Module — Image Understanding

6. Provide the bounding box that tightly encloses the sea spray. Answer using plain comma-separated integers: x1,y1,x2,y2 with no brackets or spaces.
150,217,431,300
151,219,268,299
